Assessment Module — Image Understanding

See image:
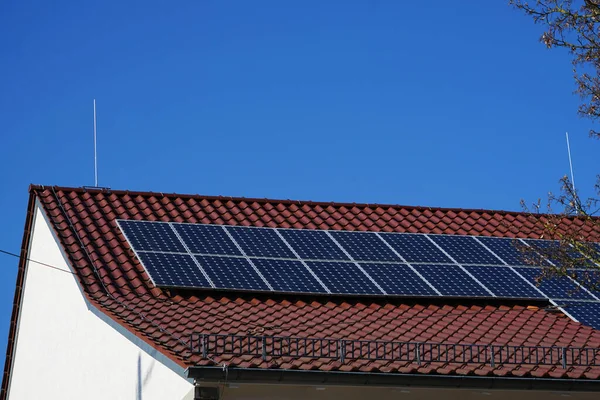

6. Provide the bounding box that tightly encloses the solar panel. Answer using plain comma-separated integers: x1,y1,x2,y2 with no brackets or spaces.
227,226,296,258
252,259,327,293
475,237,527,266
379,233,452,263
514,267,595,300
195,256,270,291
359,263,437,296
119,220,186,253
413,264,490,297
569,269,600,295
306,261,383,295
137,252,210,288
279,229,349,260
120,219,600,305
522,239,561,266
463,265,544,298
173,223,241,256
329,231,401,262
429,235,501,265
562,301,600,330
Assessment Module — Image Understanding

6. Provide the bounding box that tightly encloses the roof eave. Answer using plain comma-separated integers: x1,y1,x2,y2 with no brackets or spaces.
187,366,600,392
0,188,40,400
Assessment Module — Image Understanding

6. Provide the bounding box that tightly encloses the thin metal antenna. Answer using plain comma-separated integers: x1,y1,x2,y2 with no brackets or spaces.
93,99,98,187
566,131,576,193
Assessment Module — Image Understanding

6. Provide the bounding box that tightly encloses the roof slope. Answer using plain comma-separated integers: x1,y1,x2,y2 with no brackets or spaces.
4,185,600,396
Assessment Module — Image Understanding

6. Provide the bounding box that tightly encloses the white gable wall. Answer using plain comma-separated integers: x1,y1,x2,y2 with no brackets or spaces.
6,202,193,400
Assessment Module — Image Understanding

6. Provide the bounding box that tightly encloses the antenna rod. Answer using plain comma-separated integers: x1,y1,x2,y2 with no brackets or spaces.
93,99,98,187
566,132,575,194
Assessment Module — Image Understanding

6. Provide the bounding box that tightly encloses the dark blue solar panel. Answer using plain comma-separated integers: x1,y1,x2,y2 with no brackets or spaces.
475,237,528,266
359,263,437,296
569,269,600,296
227,226,295,258
253,259,327,293
306,261,383,295
195,256,270,291
413,264,490,297
428,235,501,265
173,223,241,256
522,240,561,266
119,220,186,253
329,231,401,262
514,267,595,300
279,229,350,260
562,301,600,330
138,252,210,288
464,265,544,298
379,233,451,263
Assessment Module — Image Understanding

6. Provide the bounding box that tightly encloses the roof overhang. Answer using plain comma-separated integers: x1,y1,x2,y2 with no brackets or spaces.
187,366,600,392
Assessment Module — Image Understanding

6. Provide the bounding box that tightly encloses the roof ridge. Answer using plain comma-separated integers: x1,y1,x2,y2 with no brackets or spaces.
28,184,578,219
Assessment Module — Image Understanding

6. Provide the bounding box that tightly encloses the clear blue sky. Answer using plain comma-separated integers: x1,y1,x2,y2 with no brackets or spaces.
1,1,599,366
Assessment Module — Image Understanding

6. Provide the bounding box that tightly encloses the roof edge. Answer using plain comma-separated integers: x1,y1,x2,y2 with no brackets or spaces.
188,366,600,392
0,191,39,400
27,184,596,221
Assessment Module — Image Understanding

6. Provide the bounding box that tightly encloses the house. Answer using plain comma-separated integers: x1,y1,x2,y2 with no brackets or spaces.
2,185,600,400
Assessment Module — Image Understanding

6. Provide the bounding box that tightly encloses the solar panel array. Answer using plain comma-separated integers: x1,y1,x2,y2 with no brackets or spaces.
118,220,600,329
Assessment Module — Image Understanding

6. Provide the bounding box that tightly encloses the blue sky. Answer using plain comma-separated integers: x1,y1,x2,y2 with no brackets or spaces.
0,1,599,367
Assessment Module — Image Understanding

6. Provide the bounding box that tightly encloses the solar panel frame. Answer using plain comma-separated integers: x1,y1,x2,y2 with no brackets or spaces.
328,231,402,262
226,226,296,259
306,261,384,295
173,223,242,256
379,233,452,264
137,252,212,288
514,267,595,300
195,255,271,291
428,234,503,265
359,263,438,296
560,301,600,330
413,264,492,297
463,265,544,299
252,259,328,294
118,220,187,253
474,237,528,266
278,228,350,261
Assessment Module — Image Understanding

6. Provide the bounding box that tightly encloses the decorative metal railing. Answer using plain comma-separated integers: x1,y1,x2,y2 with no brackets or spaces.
190,333,600,368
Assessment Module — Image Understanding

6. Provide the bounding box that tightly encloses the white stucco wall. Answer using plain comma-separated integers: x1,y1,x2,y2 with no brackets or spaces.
6,202,193,400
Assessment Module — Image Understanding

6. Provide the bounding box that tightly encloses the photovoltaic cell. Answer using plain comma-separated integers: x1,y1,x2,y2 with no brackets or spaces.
227,226,296,258
252,259,327,293
514,267,595,300
195,256,270,291
570,269,600,296
119,220,186,253
329,231,401,262
562,301,600,330
475,237,527,266
137,252,210,288
379,233,451,263
463,265,543,298
359,263,437,296
522,239,561,266
307,261,383,295
173,223,241,256
413,264,490,297
428,235,501,265
279,229,350,260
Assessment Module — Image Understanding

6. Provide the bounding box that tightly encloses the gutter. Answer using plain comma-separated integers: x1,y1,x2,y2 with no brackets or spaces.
187,366,600,392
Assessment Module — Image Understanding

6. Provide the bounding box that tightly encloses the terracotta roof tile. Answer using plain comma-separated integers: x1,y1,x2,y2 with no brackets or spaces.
8,185,600,382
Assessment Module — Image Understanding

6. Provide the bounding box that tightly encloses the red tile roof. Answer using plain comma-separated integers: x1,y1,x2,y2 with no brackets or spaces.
4,185,600,395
